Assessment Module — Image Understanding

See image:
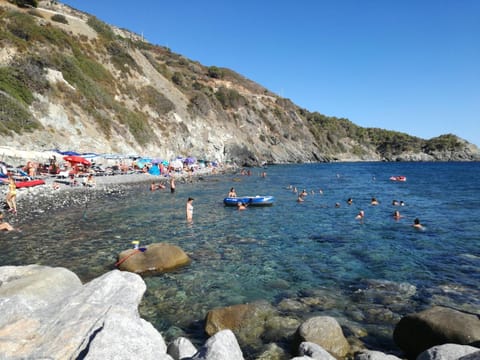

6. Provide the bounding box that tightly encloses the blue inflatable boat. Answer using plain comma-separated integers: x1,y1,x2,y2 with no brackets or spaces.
223,196,275,207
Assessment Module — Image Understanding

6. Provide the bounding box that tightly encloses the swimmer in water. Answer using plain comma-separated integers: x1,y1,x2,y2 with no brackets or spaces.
413,218,424,229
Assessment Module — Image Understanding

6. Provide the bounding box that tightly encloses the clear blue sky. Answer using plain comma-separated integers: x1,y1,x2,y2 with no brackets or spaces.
61,1,480,146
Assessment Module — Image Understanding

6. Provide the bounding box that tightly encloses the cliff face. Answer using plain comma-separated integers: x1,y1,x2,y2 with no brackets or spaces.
0,0,479,165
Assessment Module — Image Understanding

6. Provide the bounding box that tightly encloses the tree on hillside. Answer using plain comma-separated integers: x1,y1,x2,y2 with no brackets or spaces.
9,0,38,8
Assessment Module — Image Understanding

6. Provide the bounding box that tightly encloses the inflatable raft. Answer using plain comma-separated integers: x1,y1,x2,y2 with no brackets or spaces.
223,195,275,207
15,179,46,188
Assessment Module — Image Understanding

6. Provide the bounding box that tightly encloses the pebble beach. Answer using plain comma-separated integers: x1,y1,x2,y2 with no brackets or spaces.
0,145,234,228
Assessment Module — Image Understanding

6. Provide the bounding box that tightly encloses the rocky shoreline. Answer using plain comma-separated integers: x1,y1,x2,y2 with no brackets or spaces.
0,265,478,360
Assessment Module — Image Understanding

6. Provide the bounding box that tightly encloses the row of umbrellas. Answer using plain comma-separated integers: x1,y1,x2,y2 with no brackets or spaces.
62,154,197,169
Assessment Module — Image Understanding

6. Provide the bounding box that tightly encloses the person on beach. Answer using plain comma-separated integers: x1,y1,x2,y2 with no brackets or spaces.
413,218,424,229
347,198,353,205
0,212,14,231
393,210,403,220
6,174,17,214
186,197,194,221
228,187,237,197
27,161,36,178
297,194,305,203
371,197,379,206
170,175,176,193
83,174,96,187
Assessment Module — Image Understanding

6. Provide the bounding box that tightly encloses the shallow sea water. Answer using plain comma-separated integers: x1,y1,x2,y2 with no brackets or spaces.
3,162,480,357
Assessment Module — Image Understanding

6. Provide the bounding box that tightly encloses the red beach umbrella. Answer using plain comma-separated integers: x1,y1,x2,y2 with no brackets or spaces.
63,155,91,166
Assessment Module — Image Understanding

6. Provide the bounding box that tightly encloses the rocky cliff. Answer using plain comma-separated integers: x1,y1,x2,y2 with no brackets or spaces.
1,0,479,165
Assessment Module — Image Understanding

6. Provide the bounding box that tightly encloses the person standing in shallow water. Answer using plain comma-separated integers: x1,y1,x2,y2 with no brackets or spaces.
170,175,176,193
186,197,194,221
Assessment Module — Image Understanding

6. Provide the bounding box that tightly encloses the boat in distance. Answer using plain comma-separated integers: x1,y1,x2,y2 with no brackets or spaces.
389,175,407,182
223,195,275,207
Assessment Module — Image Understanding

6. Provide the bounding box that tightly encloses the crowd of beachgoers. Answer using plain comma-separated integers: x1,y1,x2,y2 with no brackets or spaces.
0,147,235,231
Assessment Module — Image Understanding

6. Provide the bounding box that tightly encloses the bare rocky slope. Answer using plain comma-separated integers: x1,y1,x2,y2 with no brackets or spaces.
0,0,479,165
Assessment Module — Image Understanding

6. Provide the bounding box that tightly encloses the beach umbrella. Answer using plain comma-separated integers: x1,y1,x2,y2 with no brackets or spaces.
170,159,183,169
148,164,160,175
63,155,91,166
184,157,196,165
59,150,81,156
136,158,152,169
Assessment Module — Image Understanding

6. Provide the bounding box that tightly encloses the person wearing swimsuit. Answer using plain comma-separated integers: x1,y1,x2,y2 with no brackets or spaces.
6,175,17,214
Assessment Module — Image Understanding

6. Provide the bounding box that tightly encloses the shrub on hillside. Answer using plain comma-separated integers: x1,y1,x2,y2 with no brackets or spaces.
207,66,223,79
172,72,184,86
51,14,68,24
215,86,246,109
87,16,115,40
8,0,38,8
0,93,41,135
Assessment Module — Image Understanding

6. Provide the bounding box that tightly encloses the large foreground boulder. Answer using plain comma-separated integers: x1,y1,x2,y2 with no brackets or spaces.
117,242,191,274
393,306,480,358
0,265,172,360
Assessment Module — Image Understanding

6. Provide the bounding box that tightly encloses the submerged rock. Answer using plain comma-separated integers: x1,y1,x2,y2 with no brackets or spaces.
117,242,191,274
205,300,276,346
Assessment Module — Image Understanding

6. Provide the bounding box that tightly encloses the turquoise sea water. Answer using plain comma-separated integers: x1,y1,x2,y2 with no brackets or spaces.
3,162,480,356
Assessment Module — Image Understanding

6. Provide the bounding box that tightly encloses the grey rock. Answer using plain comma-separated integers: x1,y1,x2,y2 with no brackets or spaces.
298,341,336,360
190,329,244,360
83,309,172,360
168,337,198,360
459,350,480,360
417,344,480,360
0,266,171,360
354,349,402,360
